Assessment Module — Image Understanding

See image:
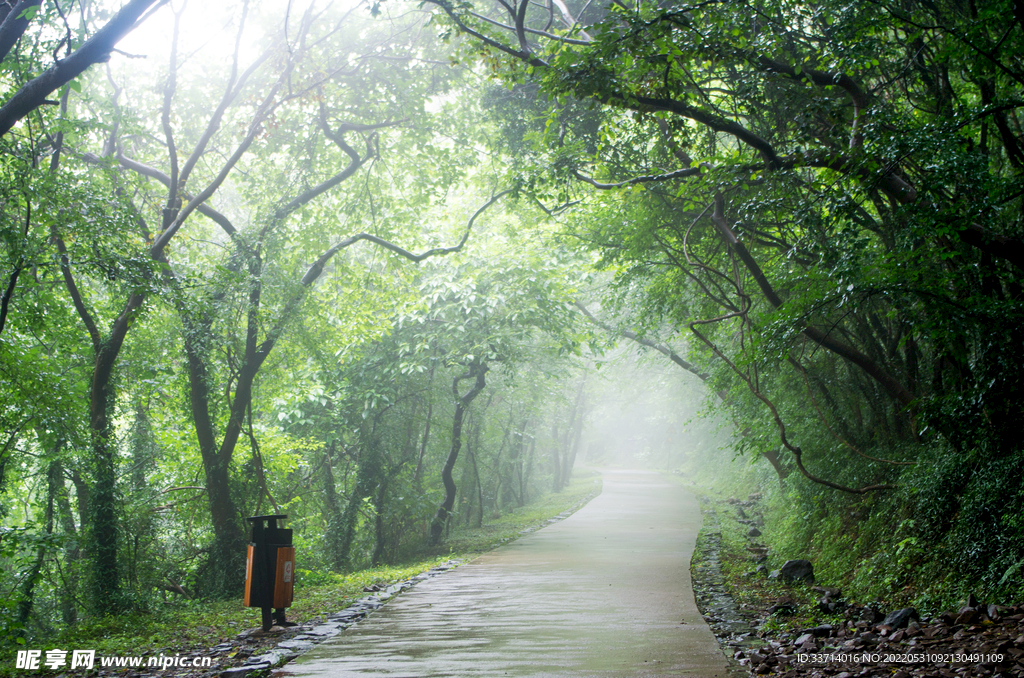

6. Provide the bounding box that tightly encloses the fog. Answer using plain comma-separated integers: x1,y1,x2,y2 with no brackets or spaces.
577,348,733,472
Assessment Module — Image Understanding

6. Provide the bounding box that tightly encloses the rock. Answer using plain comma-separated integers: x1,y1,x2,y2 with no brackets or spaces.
748,492,763,501
987,603,1001,621
859,606,884,623
248,651,284,666
801,624,834,638
276,639,315,652
956,607,980,625
966,593,980,608
755,564,767,574
330,608,366,619
813,586,842,598
882,608,919,629
768,569,781,580
858,631,879,643
779,559,815,583
737,507,749,519
747,527,762,537
767,597,798,615
222,662,270,677
794,633,815,645
304,624,342,637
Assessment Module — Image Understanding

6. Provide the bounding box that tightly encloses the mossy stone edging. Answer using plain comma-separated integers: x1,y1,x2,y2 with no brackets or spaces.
692,504,762,678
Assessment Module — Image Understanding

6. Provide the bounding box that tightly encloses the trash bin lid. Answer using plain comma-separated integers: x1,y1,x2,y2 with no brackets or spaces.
247,514,288,525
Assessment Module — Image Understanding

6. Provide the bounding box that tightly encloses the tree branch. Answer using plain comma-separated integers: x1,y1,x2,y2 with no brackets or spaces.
573,166,700,188
53,231,101,352
958,222,1024,271
572,301,712,381
709,192,917,412
0,0,164,136
0,0,41,64
83,152,240,239
689,321,894,494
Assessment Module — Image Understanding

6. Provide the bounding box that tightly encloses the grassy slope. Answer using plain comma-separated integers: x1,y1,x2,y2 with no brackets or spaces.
672,450,848,634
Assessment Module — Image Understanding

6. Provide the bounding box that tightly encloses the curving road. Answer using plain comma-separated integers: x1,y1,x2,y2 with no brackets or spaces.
284,469,729,677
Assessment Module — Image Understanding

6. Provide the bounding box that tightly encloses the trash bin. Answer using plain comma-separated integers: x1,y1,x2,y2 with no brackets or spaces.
244,514,295,631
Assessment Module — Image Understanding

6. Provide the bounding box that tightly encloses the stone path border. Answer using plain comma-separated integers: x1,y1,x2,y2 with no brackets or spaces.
691,505,762,678
218,559,465,678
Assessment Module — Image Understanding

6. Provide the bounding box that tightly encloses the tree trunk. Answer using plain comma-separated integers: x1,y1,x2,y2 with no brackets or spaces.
55,463,79,626
471,424,484,529
522,435,536,505
563,389,586,486
413,359,436,488
551,422,563,492
181,316,247,596
16,455,58,636
429,362,488,546
371,474,389,566
320,443,345,569
88,330,136,614
560,378,587,487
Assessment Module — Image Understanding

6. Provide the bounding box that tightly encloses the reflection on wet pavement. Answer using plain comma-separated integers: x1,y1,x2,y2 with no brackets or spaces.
283,469,729,677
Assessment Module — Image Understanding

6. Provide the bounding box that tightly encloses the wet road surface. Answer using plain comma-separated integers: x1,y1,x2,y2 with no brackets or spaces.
284,469,729,677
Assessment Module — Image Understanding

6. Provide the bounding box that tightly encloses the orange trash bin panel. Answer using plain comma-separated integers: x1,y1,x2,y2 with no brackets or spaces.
273,546,295,609
244,543,255,607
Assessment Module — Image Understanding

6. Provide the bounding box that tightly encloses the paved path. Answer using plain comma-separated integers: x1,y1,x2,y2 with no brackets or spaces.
285,469,729,677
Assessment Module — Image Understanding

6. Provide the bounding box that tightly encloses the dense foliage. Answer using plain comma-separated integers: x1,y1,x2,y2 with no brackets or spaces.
0,0,1020,650
427,0,1024,604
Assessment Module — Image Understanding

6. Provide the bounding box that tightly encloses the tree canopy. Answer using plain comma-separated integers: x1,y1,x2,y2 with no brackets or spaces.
0,0,1021,644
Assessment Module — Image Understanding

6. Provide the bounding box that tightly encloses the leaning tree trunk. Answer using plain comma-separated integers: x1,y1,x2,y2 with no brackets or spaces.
429,362,488,546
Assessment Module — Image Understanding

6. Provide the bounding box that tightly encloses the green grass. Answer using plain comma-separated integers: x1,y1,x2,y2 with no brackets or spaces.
0,470,602,675
441,469,602,555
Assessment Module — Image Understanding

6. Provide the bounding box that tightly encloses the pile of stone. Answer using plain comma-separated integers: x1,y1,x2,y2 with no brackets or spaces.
736,596,1024,678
